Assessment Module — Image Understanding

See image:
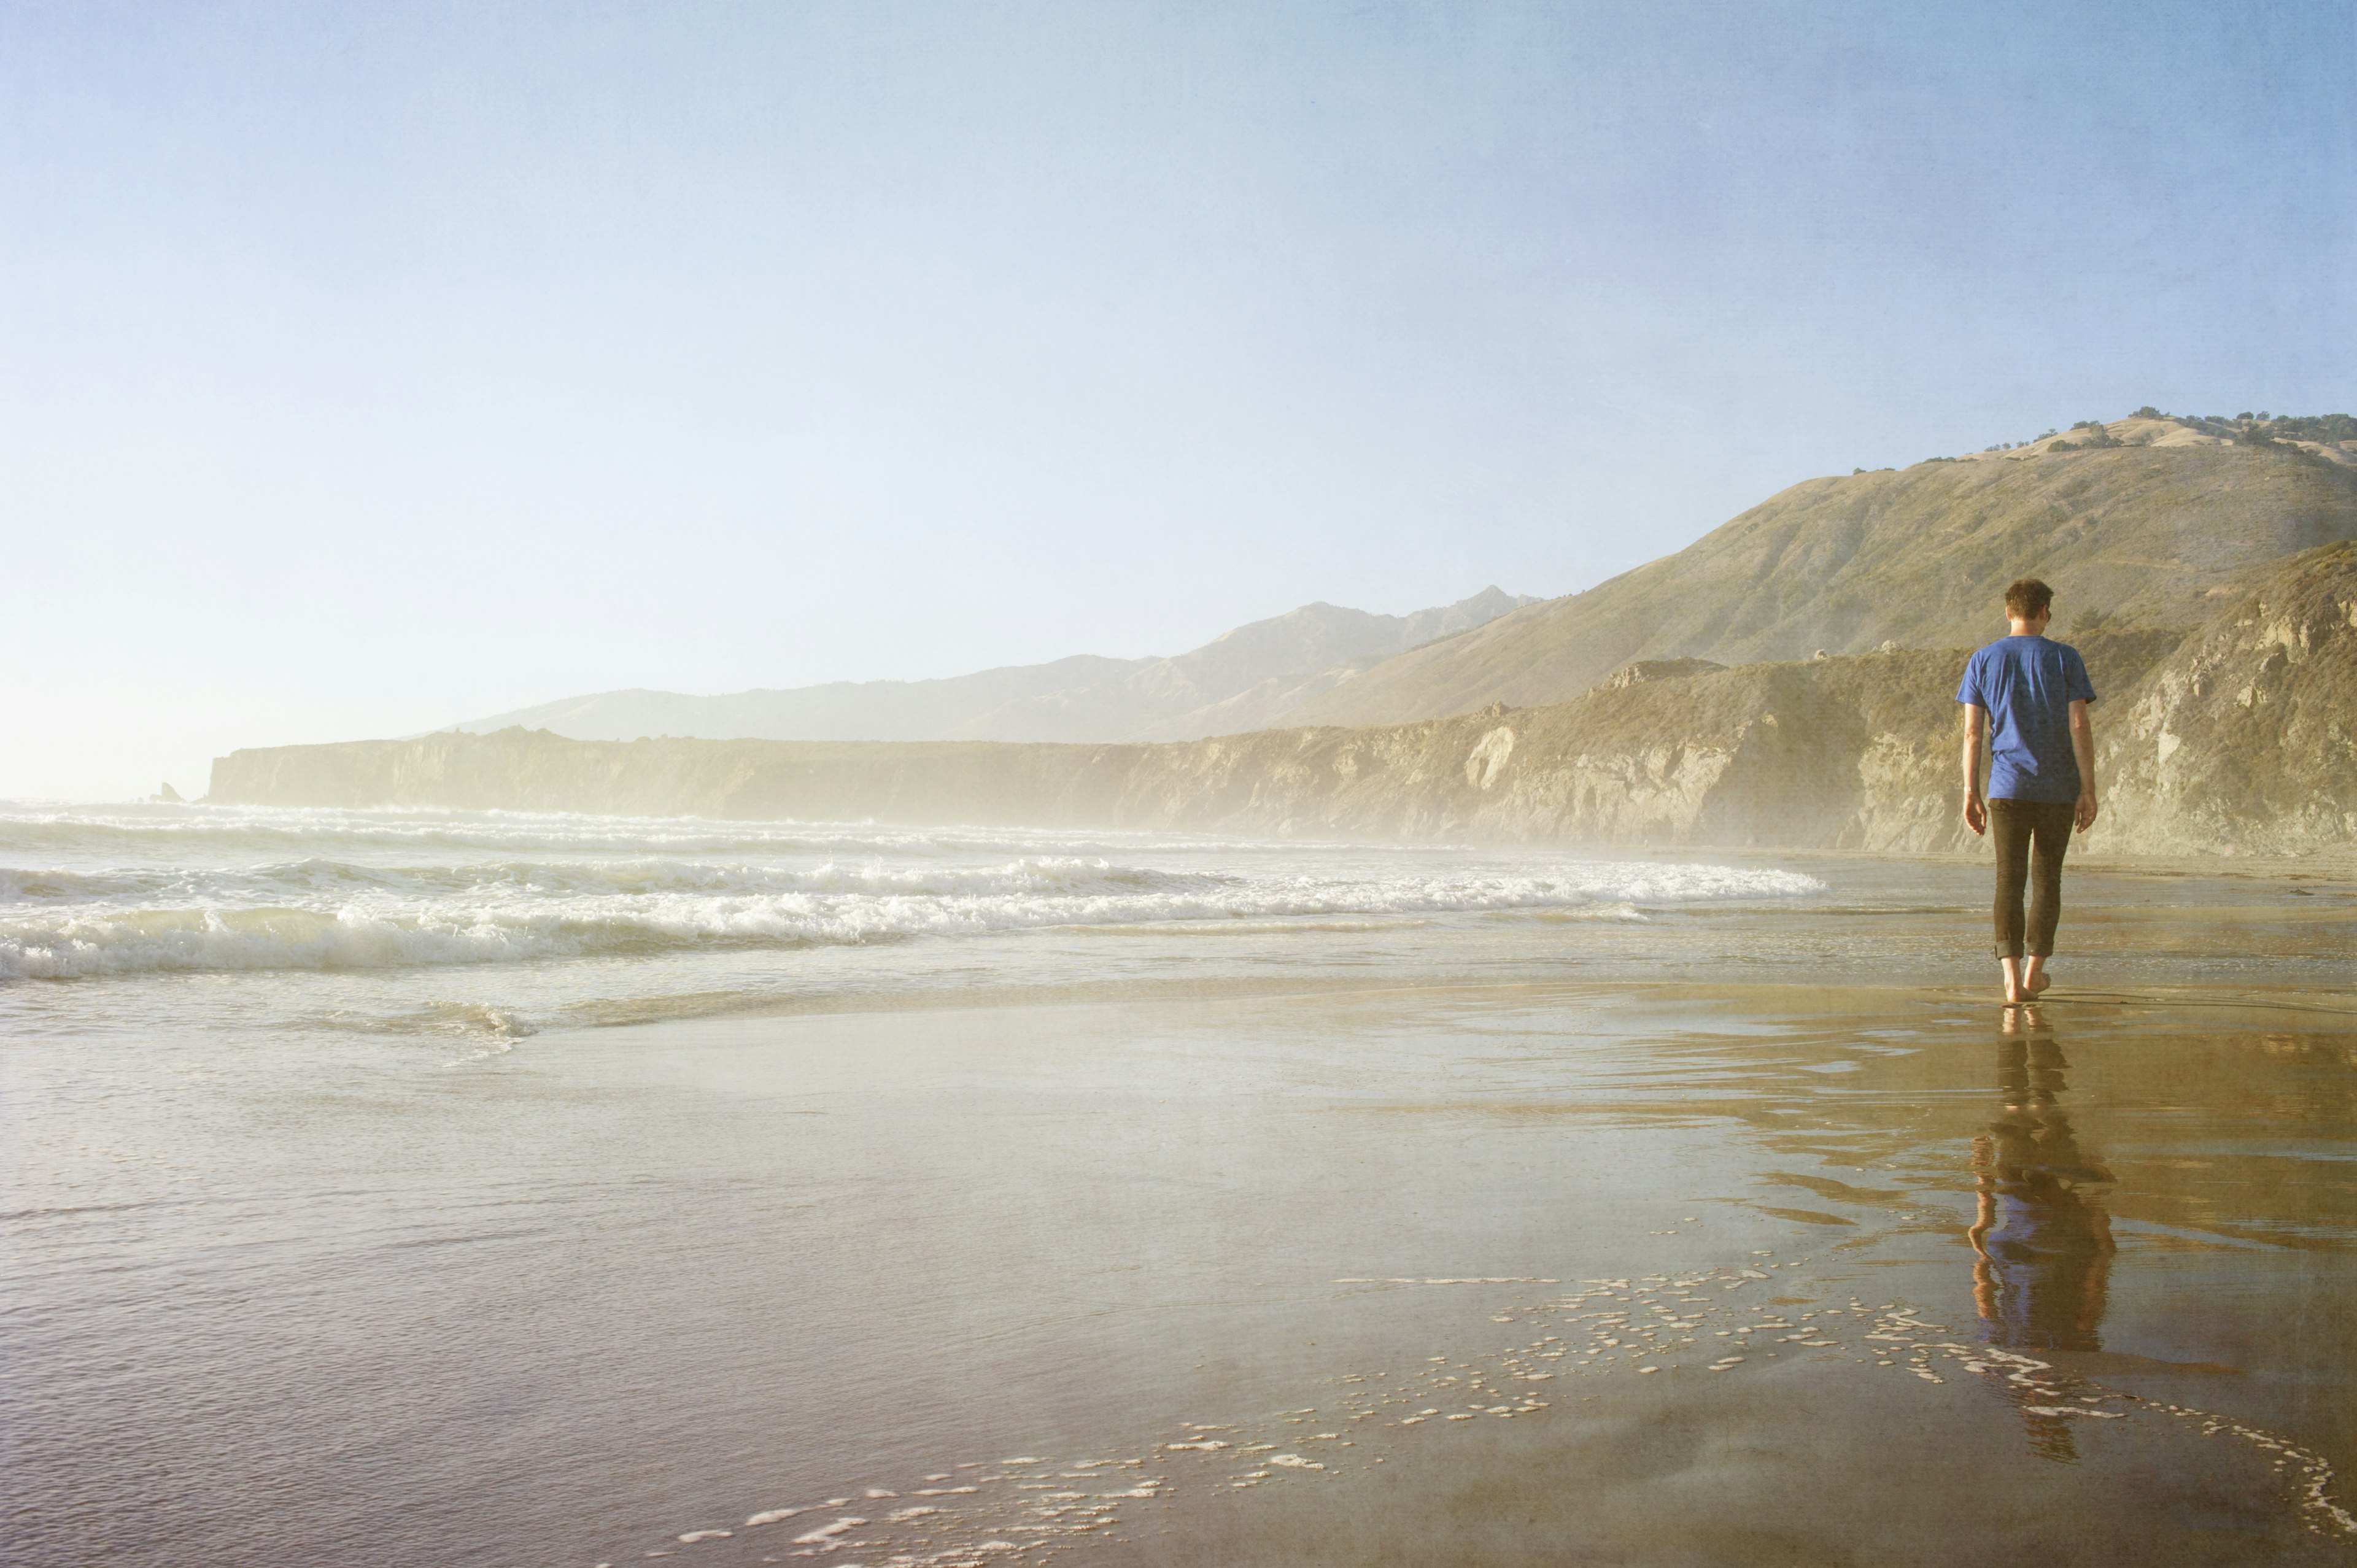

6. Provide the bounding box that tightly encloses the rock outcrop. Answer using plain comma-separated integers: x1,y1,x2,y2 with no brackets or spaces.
2099,543,2357,855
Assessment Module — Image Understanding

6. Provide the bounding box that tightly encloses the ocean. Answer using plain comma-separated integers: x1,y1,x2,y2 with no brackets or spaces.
3,801,2352,1566
0,801,1832,1038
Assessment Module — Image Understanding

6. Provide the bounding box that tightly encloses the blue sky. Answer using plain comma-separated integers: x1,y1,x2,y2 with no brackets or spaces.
4,0,2351,797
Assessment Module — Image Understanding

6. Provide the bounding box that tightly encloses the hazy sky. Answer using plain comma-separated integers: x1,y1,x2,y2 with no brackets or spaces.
4,0,2351,798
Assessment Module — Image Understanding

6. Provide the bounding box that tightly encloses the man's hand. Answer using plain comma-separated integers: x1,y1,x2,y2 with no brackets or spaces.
1960,703,1988,837
1964,792,1987,836
2067,700,2097,832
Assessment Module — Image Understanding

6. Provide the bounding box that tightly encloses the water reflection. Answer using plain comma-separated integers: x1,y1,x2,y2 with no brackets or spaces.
1968,1007,2118,1459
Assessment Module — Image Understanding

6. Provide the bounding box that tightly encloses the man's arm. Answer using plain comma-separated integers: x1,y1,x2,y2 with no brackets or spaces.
1961,703,1988,836
2069,698,2098,830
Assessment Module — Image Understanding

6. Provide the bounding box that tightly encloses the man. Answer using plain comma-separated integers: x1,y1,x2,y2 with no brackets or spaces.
1957,579,2099,1005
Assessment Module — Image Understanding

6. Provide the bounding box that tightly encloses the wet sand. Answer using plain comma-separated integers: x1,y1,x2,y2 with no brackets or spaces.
565,983,2357,1568
4,862,2353,1566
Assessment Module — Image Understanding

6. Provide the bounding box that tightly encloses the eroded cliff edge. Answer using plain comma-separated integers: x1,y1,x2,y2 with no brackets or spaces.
212,546,2357,859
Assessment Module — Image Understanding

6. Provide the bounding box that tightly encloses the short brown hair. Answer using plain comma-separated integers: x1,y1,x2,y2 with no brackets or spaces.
2005,578,2054,620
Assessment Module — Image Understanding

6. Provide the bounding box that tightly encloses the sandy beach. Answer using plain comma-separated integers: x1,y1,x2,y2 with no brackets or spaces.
3,809,2351,1567
9,7,2353,1562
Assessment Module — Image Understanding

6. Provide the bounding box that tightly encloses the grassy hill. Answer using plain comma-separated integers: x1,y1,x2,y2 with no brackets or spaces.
1287,419,2357,727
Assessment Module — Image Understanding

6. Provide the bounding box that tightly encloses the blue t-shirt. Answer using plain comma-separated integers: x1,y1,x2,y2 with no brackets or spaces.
1956,636,2097,803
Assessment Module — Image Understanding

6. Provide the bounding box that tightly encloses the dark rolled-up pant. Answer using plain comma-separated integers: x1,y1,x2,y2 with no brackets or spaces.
1990,798,2075,959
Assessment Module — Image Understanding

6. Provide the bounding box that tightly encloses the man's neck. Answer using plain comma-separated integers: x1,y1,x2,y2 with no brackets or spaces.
2008,620,2047,637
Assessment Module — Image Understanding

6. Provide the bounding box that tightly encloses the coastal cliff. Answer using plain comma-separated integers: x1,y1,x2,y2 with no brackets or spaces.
2097,542,2357,855
211,548,2357,859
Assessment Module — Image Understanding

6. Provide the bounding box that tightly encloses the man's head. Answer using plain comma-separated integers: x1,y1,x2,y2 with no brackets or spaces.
2004,577,2054,627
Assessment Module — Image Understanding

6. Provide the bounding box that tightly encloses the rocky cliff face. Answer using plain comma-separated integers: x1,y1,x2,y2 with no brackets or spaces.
212,549,2356,860
2098,543,2357,855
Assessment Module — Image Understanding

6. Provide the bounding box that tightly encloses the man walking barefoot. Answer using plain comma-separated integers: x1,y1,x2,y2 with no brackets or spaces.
1958,579,2100,1005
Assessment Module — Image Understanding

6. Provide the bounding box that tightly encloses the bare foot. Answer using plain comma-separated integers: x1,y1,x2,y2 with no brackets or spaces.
2025,971,2051,997
2000,959,2027,1005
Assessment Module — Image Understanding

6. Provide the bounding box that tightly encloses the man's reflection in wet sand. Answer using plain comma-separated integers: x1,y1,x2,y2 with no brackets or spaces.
1968,1006,2117,1459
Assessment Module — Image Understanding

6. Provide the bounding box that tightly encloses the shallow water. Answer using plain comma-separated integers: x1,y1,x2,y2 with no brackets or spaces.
2,805,2352,1565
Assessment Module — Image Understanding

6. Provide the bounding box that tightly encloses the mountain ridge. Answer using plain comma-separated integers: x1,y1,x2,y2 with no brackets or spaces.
448,586,1538,746
1286,415,2357,728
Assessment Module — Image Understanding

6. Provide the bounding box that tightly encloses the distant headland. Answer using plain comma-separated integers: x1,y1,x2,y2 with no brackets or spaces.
211,413,2357,860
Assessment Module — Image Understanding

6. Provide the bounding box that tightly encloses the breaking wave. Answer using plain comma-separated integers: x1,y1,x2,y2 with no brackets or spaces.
0,855,1223,908
1,862,1822,981
0,802,1826,981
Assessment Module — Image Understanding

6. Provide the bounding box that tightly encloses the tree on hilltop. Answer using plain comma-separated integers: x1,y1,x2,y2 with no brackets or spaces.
2271,414,2356,442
